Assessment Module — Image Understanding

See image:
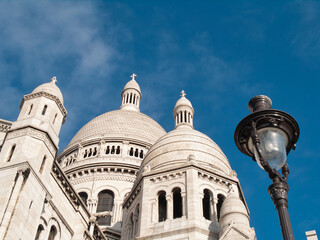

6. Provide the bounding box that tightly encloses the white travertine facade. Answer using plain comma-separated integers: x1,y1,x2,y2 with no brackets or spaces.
0,74,258,240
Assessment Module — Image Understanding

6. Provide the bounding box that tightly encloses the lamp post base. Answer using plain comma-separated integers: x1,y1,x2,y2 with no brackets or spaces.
268,181,295,240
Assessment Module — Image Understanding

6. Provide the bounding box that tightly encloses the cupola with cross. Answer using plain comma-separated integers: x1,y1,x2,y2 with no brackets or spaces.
120,73,141,112
173,90,194,129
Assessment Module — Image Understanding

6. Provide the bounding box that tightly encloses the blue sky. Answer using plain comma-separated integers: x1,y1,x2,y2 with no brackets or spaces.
0,1,319,239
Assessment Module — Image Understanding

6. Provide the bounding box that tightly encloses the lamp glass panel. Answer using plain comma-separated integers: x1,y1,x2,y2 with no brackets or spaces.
253,127,288,170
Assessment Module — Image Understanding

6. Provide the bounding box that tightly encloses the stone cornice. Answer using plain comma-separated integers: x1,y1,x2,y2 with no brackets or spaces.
52,161,90,214
71,175,136,185
21,91,67,123
124,184,142,209
0,119,12,133
65,163,139,175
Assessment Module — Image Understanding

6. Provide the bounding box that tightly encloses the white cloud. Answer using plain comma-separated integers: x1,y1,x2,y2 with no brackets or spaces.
291,1,320,60
0,1,124,149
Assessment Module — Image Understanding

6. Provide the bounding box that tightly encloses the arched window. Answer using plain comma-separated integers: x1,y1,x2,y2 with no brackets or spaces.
83,150,88,158
28,104,33,115
93,147,97,156
7,144,16,162
203,189,212,220
217,194,226,221
39,155,46,174
88,148,92,157
41,105,47,116
106,146,110,154
158,191,167,222
129,147,134,156
130,93,133,103
97,190,114,226
79,192,88,206
116,146,120,154
53,113,57,124
173,188,182,219
139,150,144,159
111,146,115,154
34,224,44,240
48,226,57,240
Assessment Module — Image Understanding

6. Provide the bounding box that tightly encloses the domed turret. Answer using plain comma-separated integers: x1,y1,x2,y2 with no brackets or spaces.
139,90,231,175
173,90,194,129
120,73,141,112
32,77,64,104
219,192,256,240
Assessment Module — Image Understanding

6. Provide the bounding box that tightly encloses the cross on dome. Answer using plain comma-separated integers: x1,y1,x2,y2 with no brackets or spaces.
180,90,186,98
130,73,137,81
51,76,57,84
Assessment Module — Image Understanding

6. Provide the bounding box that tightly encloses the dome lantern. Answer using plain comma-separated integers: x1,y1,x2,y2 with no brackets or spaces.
173,90,194,129
120,73,141,112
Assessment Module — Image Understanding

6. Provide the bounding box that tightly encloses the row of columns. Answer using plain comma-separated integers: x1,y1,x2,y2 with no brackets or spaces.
175,111,193,125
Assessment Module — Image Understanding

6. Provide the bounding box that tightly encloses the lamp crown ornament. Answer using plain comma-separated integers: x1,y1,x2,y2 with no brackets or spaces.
248,95,272,112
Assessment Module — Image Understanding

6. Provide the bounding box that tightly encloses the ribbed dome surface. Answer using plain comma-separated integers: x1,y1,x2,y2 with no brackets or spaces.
67,110,166,147
141,127,231,174
32,82,64,104
123,79,141,93
174,96,193,110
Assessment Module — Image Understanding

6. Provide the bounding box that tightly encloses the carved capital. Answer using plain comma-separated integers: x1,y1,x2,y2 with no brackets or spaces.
268,181,289,207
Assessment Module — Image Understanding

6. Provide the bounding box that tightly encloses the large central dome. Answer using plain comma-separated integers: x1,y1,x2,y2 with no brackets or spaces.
67,110,166,147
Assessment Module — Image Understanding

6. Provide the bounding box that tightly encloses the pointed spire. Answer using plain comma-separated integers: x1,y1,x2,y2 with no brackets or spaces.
173,90,194,129
120,73,142,112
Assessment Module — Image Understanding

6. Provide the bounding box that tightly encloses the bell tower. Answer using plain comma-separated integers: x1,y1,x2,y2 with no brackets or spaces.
0,77,67,175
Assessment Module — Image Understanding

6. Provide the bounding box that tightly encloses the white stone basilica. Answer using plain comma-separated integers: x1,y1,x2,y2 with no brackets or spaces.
0,75,256,240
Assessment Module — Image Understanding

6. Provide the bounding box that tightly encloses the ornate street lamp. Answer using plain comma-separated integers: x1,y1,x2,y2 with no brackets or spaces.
234,95,300,240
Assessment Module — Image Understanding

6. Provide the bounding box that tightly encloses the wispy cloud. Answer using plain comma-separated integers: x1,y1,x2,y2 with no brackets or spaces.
291,1,320,61
0,1,125,148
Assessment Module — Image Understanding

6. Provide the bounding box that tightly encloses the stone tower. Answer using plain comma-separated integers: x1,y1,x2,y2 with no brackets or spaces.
121,91,256,240
0,77,66,175
0,78,103,240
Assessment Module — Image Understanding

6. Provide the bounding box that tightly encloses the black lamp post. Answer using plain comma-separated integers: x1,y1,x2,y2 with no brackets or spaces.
234,95,300,240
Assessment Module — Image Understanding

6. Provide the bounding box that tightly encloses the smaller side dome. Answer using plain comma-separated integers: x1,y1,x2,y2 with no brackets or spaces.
173,90,194,129
219,192,250,235
32,77,64,104
120,73,141,112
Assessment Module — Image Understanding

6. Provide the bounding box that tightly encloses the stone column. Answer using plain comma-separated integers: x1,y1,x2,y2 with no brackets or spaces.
89,216,97,236
151,199,157,223
122,141,129,158
181,192,187,217
166,195,173,220
199,192,204,219
213,196,218,222
186,169,200,220
88,198,98,214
